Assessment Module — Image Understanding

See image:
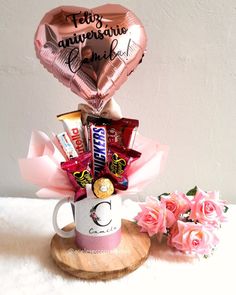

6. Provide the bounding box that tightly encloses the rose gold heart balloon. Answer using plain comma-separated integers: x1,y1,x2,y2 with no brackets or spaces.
34,4,147,111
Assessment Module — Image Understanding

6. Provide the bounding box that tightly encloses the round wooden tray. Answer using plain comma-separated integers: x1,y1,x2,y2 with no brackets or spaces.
50,219,151,281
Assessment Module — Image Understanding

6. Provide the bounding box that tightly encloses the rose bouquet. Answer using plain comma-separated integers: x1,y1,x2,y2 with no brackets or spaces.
135,186,228,257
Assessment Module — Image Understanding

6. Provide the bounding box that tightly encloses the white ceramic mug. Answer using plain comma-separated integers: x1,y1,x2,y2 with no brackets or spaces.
53,193,122,251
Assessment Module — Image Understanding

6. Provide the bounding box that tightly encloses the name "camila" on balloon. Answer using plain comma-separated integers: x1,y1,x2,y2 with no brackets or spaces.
65,38,131,73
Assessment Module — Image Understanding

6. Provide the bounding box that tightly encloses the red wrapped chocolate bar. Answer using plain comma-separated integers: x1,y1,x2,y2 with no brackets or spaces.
61,152,93,201
100,145,141,190
87,116,139,149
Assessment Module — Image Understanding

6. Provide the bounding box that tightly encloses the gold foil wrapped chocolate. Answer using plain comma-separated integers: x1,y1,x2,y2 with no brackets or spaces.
93,178,114,199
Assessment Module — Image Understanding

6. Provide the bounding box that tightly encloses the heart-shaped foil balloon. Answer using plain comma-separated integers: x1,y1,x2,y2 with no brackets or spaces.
34,4,147,111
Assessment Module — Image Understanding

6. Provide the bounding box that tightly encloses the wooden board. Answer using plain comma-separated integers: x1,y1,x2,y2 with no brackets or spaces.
50,219,151,281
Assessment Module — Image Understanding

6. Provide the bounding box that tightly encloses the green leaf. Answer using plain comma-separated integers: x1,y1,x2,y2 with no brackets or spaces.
186,186,198,196
224,205,229,213
157,192,170,200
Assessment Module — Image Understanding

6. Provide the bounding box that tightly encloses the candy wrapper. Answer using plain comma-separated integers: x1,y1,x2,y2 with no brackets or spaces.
61,152,93,201
19,130,168,198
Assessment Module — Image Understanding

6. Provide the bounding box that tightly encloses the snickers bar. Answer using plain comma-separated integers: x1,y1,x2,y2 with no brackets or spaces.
90,125,107,177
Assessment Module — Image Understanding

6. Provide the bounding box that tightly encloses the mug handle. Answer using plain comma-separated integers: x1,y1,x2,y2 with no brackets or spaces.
52,198,76,238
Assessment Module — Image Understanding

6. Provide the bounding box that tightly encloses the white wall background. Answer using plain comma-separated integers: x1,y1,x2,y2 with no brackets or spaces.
0,0,236,202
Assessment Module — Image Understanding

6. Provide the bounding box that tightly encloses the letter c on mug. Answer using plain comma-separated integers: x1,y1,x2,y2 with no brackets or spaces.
90,201,112,227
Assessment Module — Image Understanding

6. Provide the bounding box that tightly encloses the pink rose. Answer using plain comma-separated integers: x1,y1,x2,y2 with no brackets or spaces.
189,189,227,227
169,220,219,255
161,191,191,219
135,197,174,236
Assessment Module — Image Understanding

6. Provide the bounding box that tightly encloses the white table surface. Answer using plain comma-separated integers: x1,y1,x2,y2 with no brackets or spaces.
0,197,235,295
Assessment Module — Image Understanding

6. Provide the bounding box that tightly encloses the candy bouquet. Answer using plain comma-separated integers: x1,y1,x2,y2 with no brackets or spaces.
19,101,168,200
19,4,168,252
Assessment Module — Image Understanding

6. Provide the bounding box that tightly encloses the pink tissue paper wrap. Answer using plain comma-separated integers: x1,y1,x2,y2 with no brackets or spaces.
19,130,168,198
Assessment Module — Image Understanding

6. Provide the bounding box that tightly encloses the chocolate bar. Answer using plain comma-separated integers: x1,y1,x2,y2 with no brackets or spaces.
57,111,86,154
56,132,78,159
90,125,107,177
